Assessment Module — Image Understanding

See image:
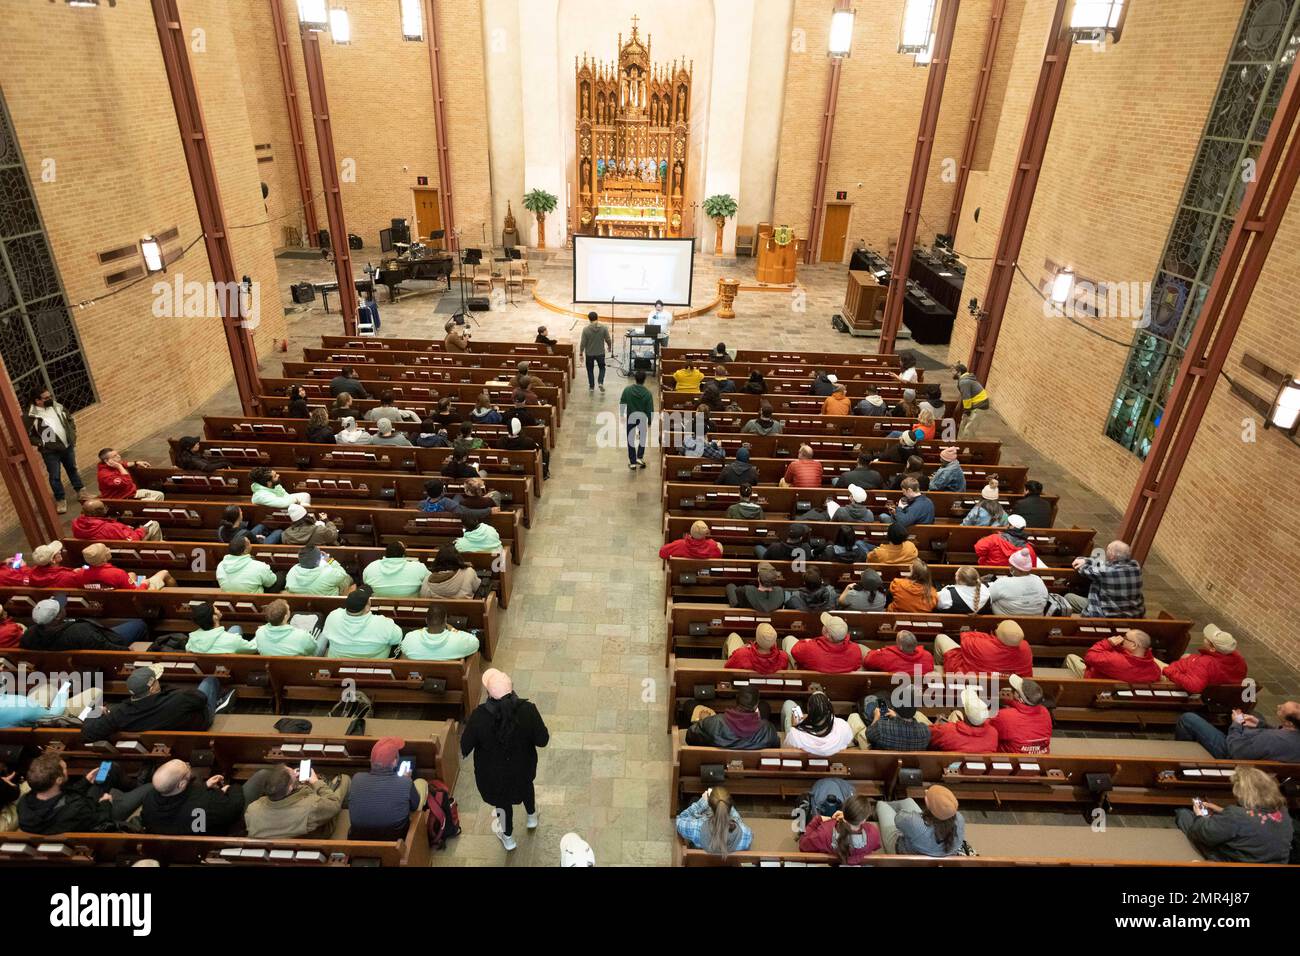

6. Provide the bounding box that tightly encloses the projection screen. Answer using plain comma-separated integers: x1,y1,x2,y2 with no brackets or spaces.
572,236,695,306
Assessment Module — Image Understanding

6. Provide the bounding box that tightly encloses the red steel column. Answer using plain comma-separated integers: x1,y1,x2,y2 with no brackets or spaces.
151,0,260,413
804,0,852,265
425,0,457,251
300,24,359,336
1120,48,1300,561
0,374,61,546
947,0,1006,238
269,0,321,242
965,0,1072,383
878,0,962,354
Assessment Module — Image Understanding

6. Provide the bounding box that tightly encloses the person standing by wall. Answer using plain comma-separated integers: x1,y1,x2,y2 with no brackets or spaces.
27,386,86,514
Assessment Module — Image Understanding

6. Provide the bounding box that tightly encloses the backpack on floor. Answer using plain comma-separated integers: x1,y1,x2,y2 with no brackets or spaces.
425,779,461,849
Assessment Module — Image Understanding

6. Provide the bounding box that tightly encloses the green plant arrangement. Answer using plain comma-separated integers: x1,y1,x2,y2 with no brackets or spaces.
703,193,738,254
522,189,559,248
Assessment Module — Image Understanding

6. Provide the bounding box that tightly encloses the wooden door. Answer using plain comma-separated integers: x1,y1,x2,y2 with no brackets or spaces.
820,203,852,263
413,188,442,243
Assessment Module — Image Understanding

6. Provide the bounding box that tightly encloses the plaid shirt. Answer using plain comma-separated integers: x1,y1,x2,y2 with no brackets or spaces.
1078,557,1145,618
866,714,932,751
675,795,753,852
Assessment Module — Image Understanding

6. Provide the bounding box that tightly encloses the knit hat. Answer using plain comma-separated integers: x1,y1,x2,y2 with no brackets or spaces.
995,620,1025,645
510,418,522,436
344,587,372,613
960,687,989,726
754,623,778,650
32,599,61,625
1007,514,1027,530
924,785,959,820
820,612,849,642
377,417,394,434
981,482,999,501
369,736,404,768
898,431,916,449
1008,548,1034,572
848,484,867,503
287,503,308,522
560,832,596,867
1203,623,1237,653
482,668,513,700
32,541,63,567
179,435,201,449
827,374,838,384
902,388,917,402
939,446,958,462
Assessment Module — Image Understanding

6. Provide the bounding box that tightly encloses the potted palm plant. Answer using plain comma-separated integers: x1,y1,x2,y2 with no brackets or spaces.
522,189,559,250
702,193,738,255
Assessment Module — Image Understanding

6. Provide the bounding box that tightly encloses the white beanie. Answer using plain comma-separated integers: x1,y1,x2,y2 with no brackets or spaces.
848,484,867,504
287,503,308,522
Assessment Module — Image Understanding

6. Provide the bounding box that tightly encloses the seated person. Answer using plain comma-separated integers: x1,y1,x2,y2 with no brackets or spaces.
362,540,431,597
17,752,152,835
141,759,246,837
1175,766,1293,864
186,602,257,655
866,521,918,565
709,365,736,394
215,533,277,593
782,613,863,674
974,516,1037,566
442,449,481,480
365,391,421,424
885,454,929,492
399,604,478,660
335,416,373,445
659,520,723,560
322,587,403,660
876,785,966,857
675,787,752,856
370,418,412,446
855,391,891,416
726,561,786,612
81,542,172,590
781,691,854,756
175,435,230,472
755,523,824,563
839,568,887,612
329,366,369,398
421,548,482,599
22,598,144,652
217,504,279,545
96,447,164,501
684,685,779,750
928,446,966,492
1175,701,1300,763
81,665,234,741
887,559,938,612
725,484,764,520
780,445,824,488
248,467,311,509
826,525,869,563
255,599,328,656
283,545,353,596
798,794,880,865
928,687,999,752
722,623,787,674
469,392,504,425
306,409,336,444
347,737,428,841
498,417,550,480
281,504,342,547
833,453,884,490
0,681,99,729
1064,628,1161,682
0,606,26,649
243,763,349,840
960,483,1010,527
716,447,759,486
455,422,485,451
460,476,501,513
821,383,851,417
986,549,1050,615
72,497,162,542
740,402,783,436
419,479,464,513
414,418,451,448
670,360,705,394
863,629,935,676
989,675,1052,754
934,620,1033,677
535,326,558,349
454,514,503,554
1066,540,1145,618
1010,480,1052,528
935,566,992,614
784,568,837,612
884,478,934,530
1159,623,1247,694
28,540,87,589
849,692,931,751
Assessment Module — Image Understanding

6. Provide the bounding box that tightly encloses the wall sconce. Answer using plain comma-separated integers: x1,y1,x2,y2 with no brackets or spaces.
899,0,937,54
400,0,423,40
329,8,351,44
297,0,328,29
1269,378,1300,434
1050,267,1075,305
1068,0,1126,44
829,8,856,57
914,33,937,66
140,236,164,274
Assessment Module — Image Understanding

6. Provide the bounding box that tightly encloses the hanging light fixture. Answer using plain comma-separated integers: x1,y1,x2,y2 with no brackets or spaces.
1269,378,1300,433
1050,267,1075,305
140,236,164,274
1068,0,1127,43
899,0,937,54
828,8,856,58
297,0,328,29
329,7,351,43
400,0,423,40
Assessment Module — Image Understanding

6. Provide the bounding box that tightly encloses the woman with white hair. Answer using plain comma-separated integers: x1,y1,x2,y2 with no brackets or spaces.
335,416,372,445
461,668,550,852
1176,766,1293,863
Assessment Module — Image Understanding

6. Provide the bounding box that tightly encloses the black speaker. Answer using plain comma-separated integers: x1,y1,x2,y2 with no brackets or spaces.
347,233,363,250
390,219,410,245
467,296,491,311
318,228,331,250
831,314,850,333
291,282,315,304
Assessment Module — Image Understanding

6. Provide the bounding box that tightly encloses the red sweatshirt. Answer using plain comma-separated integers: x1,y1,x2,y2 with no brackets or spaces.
974,533,1038,567
658,536,723,560
928,718,999,753
0,565,31,587
863,645,935,676
96,462,139,499
0,620,24,648
1162,649,1248,695
797,815,881,864
72,514,147,541
789,636,862,674
81,564,141,590
989,699,1052,754
725,643,788,674
1082,638,1162,683
941,631,1033,677
28,565,86,589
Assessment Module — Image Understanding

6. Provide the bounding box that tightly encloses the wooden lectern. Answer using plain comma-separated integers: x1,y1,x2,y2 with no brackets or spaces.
844,270,887,334
755,224,802,284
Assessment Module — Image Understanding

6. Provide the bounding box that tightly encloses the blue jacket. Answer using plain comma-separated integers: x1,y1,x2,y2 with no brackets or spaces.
892,495,935,530
928,460,966,493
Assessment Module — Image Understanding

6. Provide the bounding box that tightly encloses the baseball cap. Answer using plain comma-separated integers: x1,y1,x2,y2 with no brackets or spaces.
127,666,161,697
961,687,989,725
995,620,1025,645
819,612,849,641
32,541,63,567
1203,623,1237,653
849,484,867,503
1007,673,1044,705
369,736,404,768
345,587,372,612
32,599,61,625
560,832,596,867
287,503,308,522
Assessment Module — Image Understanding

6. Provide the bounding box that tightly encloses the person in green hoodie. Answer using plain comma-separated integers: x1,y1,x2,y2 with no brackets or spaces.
248,466,311,509
454,514,502,554
323,587,402,659
619,369,655,470
725,484,765,520
215,534,278,593
400,605,480,661
362,541,431,597
186,603,257,655
255,599,327,657
283,546,354,597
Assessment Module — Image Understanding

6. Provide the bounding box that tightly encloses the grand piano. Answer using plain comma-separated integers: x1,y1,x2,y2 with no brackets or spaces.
375,249,454,302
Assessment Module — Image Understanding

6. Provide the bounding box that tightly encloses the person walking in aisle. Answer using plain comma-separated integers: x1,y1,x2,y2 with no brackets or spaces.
580,311,613,393
620,370,655,470
27,386,87,515
461,668,549,852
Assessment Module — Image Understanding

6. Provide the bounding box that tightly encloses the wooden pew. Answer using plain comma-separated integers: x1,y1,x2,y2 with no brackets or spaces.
61,539,513,609
662,347,902,370
661,374,940,401
661,389,959,420
0,831,420,867
661,358,918,383
667,412,996,452
663,603,1192,664
303,346,571,381
664,455,1027,493
661,515,1095,566
137,464,537,527
666,657,1250,731
259,396,557,446
206,411,551,452
705,431,1003,465
319,335,577,377
262,377,564,427
661,482,1055,528
0,583,502,660
283,359,567,392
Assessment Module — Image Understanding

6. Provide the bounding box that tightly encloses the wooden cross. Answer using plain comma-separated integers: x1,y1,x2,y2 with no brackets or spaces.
631,14,639,34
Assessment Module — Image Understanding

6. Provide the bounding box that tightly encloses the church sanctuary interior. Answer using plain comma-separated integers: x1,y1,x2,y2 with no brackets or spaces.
3,0,1300,902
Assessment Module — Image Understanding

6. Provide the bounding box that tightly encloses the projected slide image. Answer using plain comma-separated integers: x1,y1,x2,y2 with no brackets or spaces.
573,236,695,306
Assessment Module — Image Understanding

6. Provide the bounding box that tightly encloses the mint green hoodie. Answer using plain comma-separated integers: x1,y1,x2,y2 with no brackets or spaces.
454,523,502,553
399,626,479,661
362,557,430,597
255,622,322,657
323,608,402,659
187,626,258,655
215,553,277,593
284,560,353,596
250,482,298,508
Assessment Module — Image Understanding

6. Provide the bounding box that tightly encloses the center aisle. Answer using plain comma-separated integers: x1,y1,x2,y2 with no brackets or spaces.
439,374,677,866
